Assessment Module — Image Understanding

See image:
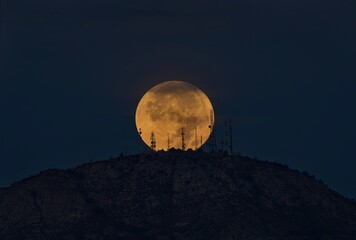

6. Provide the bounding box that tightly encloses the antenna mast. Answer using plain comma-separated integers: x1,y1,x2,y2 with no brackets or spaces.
224,120,229,152
229,117,233,155
167,133,170,150
195,127,198,150
201,135,203,149
150,132,156,151
181,128,185,151
138,128,143,152
208,109,217,152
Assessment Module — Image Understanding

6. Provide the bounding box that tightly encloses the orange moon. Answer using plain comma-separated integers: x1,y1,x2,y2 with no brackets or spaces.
135,81,214,151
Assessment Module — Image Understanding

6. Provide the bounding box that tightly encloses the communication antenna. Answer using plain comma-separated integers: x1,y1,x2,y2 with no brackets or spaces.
167,133,170,150
200,135,203,149
195,127,198,150
208,109,217,152
138,128,144,152
209,110,214,133
138,128,143,141
220,139,224,152
229,117,233,155
150,132,156,150
224,120,229,152
181,128,185,151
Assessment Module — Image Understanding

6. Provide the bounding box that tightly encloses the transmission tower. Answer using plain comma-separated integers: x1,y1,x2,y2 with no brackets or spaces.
195,127,198,150
181,128,185,151
229,117,233,155
138,128,144,152
150,132,156,150
208,109,217,152
223,120,229,152
200,135,203,149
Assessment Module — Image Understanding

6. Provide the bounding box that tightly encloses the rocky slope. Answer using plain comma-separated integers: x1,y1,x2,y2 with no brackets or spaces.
0,150,355,239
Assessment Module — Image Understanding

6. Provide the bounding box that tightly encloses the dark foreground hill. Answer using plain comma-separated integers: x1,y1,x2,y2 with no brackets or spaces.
0,150,356,240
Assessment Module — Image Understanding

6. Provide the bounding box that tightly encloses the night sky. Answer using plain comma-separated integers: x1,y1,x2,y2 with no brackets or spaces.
1,0,356,199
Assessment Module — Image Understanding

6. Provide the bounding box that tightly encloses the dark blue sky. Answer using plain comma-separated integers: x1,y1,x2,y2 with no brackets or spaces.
1,0,356,198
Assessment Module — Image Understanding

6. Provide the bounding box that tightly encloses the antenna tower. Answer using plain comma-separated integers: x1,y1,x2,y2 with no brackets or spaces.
200,135,203,149
150,132,156,150
208,109,217,152
181,128,185,151
167,133,170,150
195,127,198,150
224,120,229,152
138,128,144,152
229,117,233,155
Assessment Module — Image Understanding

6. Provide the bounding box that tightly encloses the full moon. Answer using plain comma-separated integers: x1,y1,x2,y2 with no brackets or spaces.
135,81,214,151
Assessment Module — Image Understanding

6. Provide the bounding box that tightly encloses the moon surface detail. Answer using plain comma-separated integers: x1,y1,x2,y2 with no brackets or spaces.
135,81,214,151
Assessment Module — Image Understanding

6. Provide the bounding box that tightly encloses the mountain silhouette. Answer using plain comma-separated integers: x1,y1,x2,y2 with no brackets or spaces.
0,150,355,239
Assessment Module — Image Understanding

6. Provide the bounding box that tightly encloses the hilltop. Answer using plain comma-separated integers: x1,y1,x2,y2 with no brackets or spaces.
0,150,355,239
